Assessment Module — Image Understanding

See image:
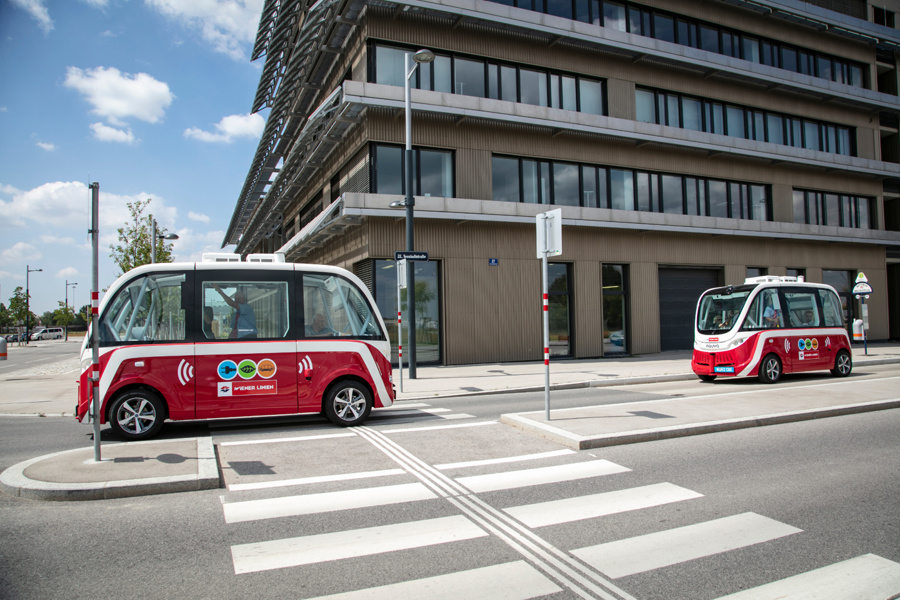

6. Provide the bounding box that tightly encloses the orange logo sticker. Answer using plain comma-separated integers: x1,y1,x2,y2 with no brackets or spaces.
256,358,277,379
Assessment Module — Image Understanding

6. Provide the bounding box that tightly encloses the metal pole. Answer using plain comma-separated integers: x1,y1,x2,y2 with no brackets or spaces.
397,261,403,394
150,215,156,264
405,51,417,380
90,182,102,462
65,281,69,342
25,266,30,345
541,218,550,421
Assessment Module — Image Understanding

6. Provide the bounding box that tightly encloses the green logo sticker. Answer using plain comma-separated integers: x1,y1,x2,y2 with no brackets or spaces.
237,359,257,379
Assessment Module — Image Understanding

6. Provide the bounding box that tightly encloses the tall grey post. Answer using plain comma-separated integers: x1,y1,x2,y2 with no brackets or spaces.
405,51,416,379
90,182,102,462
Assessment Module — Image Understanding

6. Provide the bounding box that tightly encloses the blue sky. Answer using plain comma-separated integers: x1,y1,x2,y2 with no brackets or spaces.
0,0,267,316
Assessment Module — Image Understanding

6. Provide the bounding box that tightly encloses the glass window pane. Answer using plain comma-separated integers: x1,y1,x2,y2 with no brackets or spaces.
373,260,439,364
682,97,701,130
823,270,852,294
553,162,580,206
487,64,499,99
750,185,767,221
433,55,451,93
858,197,870,229
662,175,683,214
581,165,597,207
603,1,627,31
547,0,573,20
782,47,798,72
712,103,725,135
743,36,760,62
101,273,187,343
840,195,852,228
636,89,656,123
597,167,608,208
709,180,728,217
492,156,520,202
374,46,405,87
522,159,539,204
766,114,784,145
819,289,843,327
666,95,680,127
804,121,820,151
726,105,745,138
418,149,453,197
850,65,863,87
548,264,570,357
816,56,832,81
575,0,590,22
211,279,289,340
685,177,699,215
578,79,604,115
700,26,719,53
824,193,839,226
602,293,626,353
753,111,765,141
629,7,643,35
562,76,577,111
654,14,675,42
454,57,485,97
636,171,652,211
792,190,806,223
520,69,548,107
304,274,379,339
540,161,551,204
374,145,403,194
550,74,560,109
610,169,634,211
500,66,517,101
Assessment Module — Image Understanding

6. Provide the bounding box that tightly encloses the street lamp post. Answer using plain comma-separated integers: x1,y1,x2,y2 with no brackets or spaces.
150,215,179,264
396,49,434,380
65,281,78,341
25,265,42,344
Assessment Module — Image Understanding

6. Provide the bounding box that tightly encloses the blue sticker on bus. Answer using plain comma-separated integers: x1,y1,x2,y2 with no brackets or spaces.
714,366,735,373
218,359,238,380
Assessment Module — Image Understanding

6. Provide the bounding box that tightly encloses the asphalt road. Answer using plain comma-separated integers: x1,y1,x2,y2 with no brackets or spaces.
1,368,898,599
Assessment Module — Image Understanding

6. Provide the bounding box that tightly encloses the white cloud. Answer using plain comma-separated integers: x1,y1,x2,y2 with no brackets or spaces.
0,271,23,281
56,267,80,278
175,228,231,263
188,211,211,223
36,141,56,151
64,66,174,127
1,242,42,264
90,122,136,144
80,0,109,7
10,0,53,33
184,113,264,143
144,0,263,60
41,235,78,246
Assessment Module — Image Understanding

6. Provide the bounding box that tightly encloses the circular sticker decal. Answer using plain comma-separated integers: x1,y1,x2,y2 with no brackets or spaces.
217,359,238,381
237,359,257,379
811,338,819,350
805,339,813,351
797,339,806,351
257,358,277,379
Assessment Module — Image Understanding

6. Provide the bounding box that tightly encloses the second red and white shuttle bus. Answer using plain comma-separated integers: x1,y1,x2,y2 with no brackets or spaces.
77,255,394,440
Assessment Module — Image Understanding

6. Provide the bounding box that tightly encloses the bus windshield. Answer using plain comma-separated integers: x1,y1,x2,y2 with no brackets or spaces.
696,285,755,334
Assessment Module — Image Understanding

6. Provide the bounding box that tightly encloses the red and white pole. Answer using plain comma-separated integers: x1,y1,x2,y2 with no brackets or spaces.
89,182,102,462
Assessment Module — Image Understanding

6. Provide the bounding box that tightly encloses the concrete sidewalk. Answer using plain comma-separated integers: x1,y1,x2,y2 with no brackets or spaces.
1,342,898,501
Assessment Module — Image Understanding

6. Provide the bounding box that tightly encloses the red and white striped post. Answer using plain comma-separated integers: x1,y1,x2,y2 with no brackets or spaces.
89,182,102,462
396,259,407,394
537,209,562,421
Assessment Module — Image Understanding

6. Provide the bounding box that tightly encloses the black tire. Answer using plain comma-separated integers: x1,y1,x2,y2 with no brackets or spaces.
758,354,782,384
698,374,717,382
323,380,373,426
831,349,852,377
109,389,166,441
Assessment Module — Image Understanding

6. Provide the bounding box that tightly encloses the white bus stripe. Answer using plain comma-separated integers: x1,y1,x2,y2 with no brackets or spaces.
231,515,488,574
713,554,900,600
223,482,437,523
227,468,406,492
505,483,704,528
302,560,562,600
457,460,632,493
573,513,802,579
435,449,576,471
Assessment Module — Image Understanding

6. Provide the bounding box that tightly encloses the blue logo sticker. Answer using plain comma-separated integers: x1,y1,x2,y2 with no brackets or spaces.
797,339,806,351
218,359,238,380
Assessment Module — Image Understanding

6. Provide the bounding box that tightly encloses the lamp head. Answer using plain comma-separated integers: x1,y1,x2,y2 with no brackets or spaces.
413,49,435,64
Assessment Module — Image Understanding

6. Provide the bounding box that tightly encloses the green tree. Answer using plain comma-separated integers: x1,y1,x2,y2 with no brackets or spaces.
75,304,91,328
8,287,36,327
108,199,175,275
53,301,76,329
41,311,55,326
0,303,11,328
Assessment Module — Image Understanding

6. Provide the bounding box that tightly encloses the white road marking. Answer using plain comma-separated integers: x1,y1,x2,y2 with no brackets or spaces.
504,483,703,528
231,515,487,574
302,560,562,600
218,432,355,447
379,420,496,434
573,513,802,579
435,449,576,471
713,554,900,599
456,460,632,493
227,468,406,492
224,482,437,523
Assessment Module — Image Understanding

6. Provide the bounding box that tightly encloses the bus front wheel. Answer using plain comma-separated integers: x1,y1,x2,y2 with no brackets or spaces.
324,380,373,427
831,350,852,377
698,374,717,382
109,389,165,441
758,354,782,384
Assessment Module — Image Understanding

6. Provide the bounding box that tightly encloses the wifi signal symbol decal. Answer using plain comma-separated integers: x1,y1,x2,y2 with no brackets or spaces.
300,355,313,371
177,359,194,386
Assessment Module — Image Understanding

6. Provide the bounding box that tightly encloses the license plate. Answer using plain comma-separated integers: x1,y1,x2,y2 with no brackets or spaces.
714,366,735,373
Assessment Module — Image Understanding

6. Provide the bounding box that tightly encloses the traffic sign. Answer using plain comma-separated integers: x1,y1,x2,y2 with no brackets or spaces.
394,251,429,261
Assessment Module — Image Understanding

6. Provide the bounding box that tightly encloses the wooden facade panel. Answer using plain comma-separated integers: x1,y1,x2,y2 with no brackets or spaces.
574,260,603,358
629,262,661,354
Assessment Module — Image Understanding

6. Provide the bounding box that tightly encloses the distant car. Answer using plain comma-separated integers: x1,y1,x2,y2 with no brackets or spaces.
33,327,64,340
609,331,624,346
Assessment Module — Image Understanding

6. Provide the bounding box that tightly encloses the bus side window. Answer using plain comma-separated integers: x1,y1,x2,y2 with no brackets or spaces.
99,272,187,343
783,291,818,327
302,273,382,338
818,289,843,327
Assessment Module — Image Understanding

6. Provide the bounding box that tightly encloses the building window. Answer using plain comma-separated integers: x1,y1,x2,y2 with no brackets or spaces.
492,154,771,221
372,144,454,198
746,267,767,279
373,259,442,365
602,264,628,354
787,268,806,280
791,189,874,228
548,263,572,357
371,43,606,116
488,0,868,88
636,87,856,157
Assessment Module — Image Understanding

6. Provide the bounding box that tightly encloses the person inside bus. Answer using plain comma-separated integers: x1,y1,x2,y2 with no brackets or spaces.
213,283,257,338
202,306,219,339
763,296,781,328
306,312,334,337
800,309,816,326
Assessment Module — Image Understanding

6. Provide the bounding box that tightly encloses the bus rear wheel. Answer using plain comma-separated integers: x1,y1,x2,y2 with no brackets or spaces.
109,389,165,441
324,380,372,427
758,354,782,384
831,349,852,377
698,375,717,382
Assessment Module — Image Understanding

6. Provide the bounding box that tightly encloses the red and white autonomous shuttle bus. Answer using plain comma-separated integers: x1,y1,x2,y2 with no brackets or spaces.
692,276,852,383
76,254,394,440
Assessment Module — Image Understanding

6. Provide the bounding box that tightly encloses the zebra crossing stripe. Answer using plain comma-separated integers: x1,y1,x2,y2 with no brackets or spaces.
300,560,562,600
504,482,703,528
227,468,406,492
231,515,488,574
223,482,437,524
712,553,900,600
573,512,802,579
456,460,631,493
435,449,576,471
